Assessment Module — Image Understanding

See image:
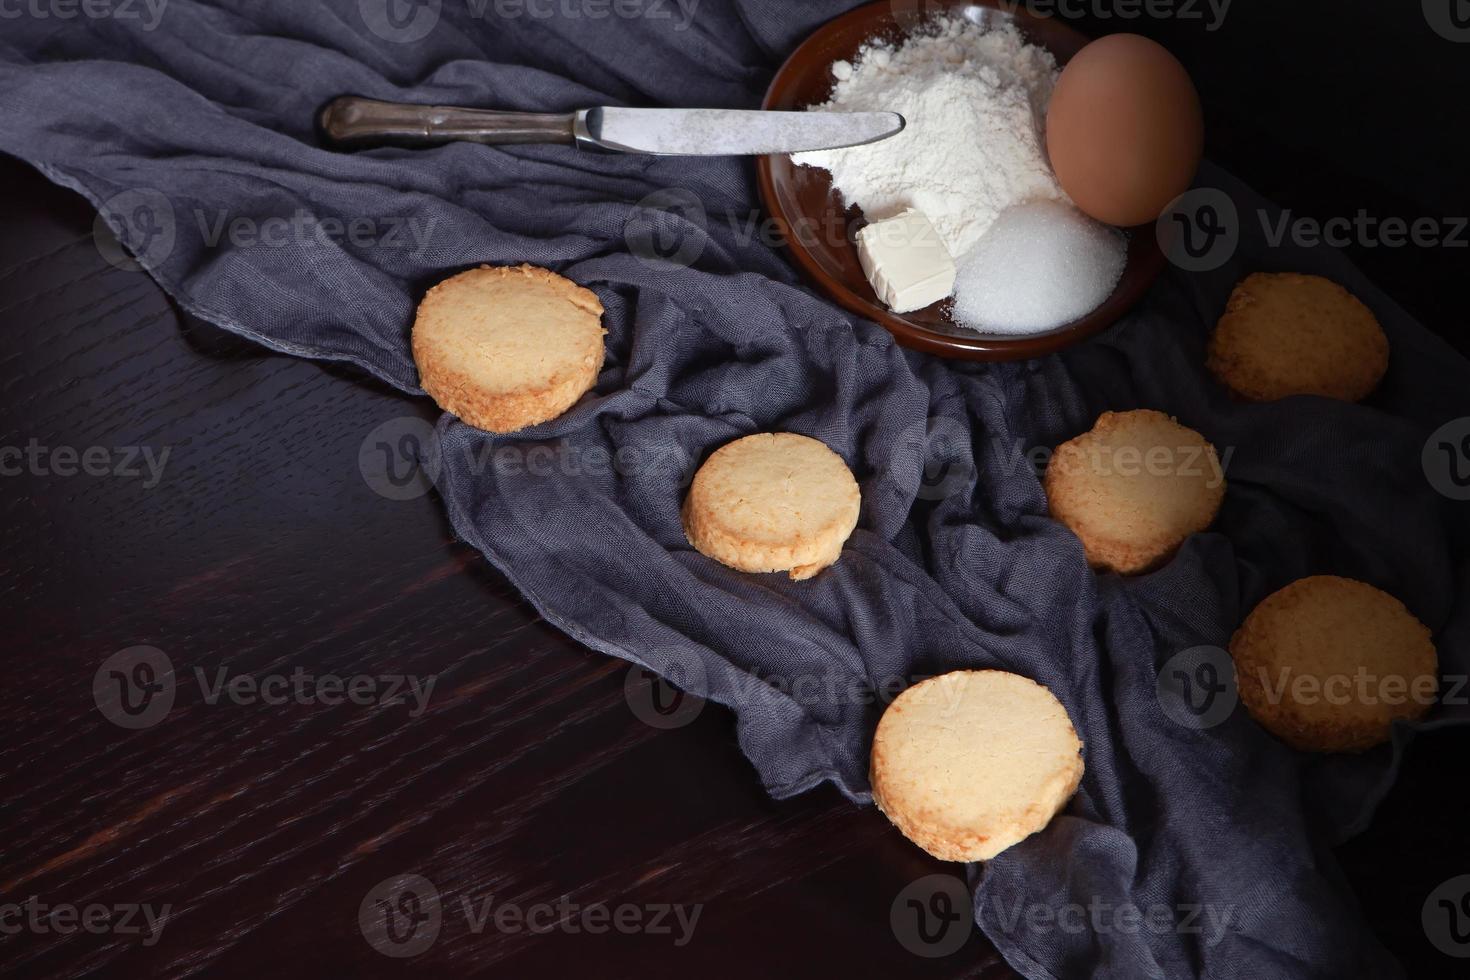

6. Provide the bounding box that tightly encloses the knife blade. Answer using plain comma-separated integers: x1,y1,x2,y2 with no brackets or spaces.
319,97,905,156
579,107,904,156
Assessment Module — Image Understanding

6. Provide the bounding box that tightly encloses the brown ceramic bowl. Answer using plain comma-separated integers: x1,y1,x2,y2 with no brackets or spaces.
756,0,1165,361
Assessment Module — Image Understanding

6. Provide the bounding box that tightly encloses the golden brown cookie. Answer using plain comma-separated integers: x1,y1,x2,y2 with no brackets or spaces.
1043,409,1226,574
1206,272,1388,402
411,264,606,434
681,432,860,581
1229,576,1438,753
871,670,1084,862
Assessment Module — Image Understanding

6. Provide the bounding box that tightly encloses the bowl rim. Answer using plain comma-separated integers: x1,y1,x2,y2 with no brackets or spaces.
754,0,1166,362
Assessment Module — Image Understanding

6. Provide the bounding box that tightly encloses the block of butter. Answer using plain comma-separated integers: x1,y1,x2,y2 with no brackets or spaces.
855,208,956,314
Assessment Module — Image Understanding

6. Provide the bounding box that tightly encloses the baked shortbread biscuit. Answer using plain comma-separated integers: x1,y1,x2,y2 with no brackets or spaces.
1229,576,1438,753
681,432,860,581
412,264,606,433
871,670,1084,862
1207,272,1388,402
1043,409,1225,574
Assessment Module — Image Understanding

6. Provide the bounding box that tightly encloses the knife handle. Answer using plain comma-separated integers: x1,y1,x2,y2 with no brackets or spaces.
319,96,579,149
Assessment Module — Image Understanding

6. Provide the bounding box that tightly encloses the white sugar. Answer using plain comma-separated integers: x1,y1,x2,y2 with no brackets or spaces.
951,199,1126,334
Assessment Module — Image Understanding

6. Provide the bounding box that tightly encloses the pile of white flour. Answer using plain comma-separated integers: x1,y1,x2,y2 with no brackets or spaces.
794,18,1068,260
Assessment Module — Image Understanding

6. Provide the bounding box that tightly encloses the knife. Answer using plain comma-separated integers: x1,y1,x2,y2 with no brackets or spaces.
319,96,904,156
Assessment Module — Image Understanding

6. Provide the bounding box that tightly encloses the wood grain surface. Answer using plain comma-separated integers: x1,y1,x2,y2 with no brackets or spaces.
0,156,1014,978
2,7,1470,974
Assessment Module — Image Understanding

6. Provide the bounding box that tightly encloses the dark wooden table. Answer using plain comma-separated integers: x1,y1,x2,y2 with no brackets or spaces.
3,5,1469,977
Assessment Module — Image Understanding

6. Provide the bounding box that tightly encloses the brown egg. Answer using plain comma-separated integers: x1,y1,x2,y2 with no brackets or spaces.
1046,34,1203,227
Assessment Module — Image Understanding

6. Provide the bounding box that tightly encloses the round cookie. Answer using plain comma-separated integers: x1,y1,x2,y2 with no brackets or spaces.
871,670,1084,862
681,432,860,581
1229,576,1438,753
1206,272,1388,402
1043,409,1225,574
412,264,606,434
